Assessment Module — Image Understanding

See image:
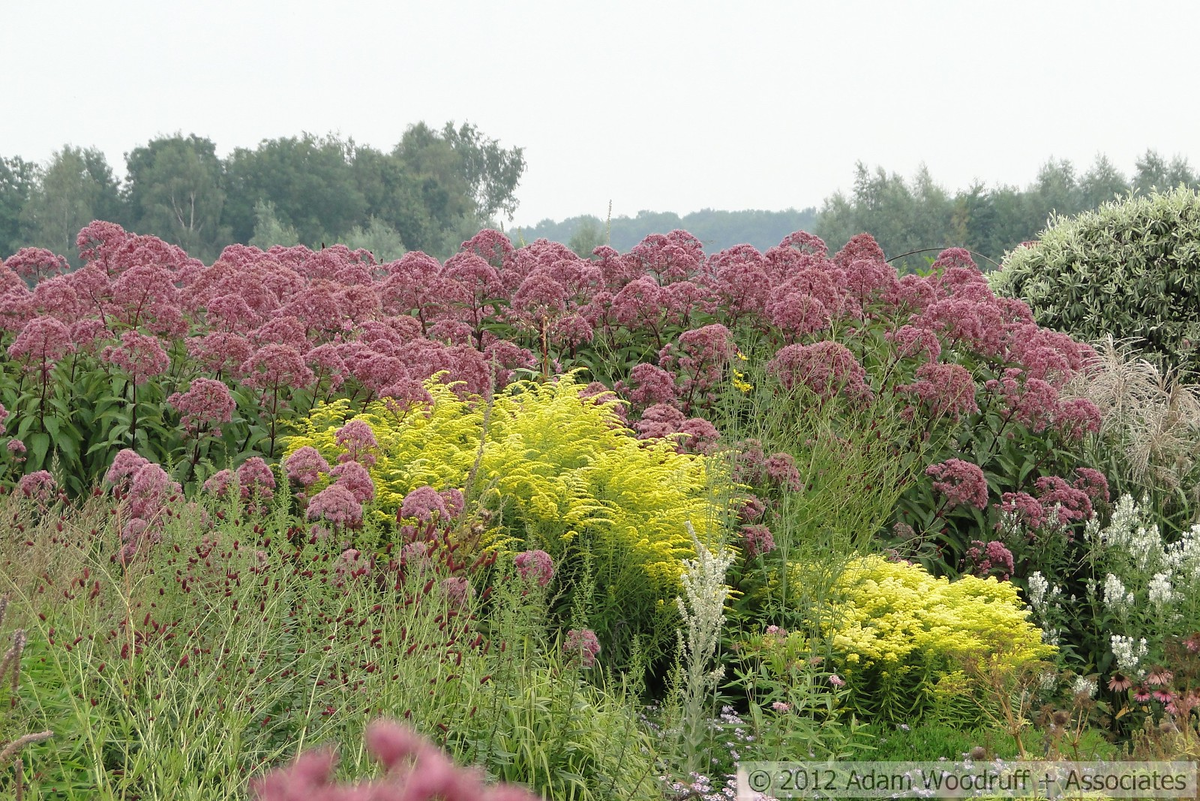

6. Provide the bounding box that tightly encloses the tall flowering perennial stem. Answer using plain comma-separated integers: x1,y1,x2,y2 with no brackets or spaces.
669,521,735,776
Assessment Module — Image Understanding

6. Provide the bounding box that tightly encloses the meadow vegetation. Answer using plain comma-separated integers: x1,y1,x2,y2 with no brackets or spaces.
4,192,1200,798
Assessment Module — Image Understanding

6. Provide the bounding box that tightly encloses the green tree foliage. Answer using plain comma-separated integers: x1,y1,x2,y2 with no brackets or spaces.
222,133,368,247
124,134,228,261
0,155,37,259
340,216,406,262
992,186,1200,376
815,152,1200,272
18,146,122,263
248,199,301,249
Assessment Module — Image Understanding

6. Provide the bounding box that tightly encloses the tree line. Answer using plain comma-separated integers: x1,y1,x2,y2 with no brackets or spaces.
0,122,525,263
514,150,1199,270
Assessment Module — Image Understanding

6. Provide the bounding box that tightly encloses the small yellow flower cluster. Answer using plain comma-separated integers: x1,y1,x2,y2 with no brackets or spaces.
816,555,1054,719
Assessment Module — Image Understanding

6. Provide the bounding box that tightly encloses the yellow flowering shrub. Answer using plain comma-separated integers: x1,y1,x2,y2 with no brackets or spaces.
285,374,728,660
819,555,1054,722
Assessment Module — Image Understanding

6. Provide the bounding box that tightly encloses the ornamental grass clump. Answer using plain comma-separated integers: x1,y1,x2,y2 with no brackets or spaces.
820,555,1054,724
1,594,53,800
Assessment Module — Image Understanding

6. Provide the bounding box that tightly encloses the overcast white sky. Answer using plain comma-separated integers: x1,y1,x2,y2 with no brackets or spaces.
3,1,1197,228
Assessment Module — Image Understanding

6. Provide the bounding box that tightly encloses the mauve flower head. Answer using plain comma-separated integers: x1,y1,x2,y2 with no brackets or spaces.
307,484,363,529
926,459,989,510
765,452,803,492
514,549,554,587
7,439,26,461
778,230,829,258
284,446,331,487
241,344,315,392
5,247,69,282
203,469,235,500
767,341,872,403
330,460,375,504
105,448,150,489
563,628,601,668
237,457,276,501
32,275,82,321
188,332,255,377
611,276,665,330
1035,475,1094,526
887,324,942,362
898,362,978,421
441,576,473,609
738,494,767,523
250,315,308,350
766,292,830,340
17,470,58,504
964,539,1015,580
399,486,450,522
128,462,180,520
1073,467,1110,506
1053,397,1102,441
621,362,680,410
8,315,75,374
512,268,568,322
741,523,776,558
101,330,170,385
460,228,516,270
998,491,1047,531
335,419,379,466
0,402,7,436
168,378,235,436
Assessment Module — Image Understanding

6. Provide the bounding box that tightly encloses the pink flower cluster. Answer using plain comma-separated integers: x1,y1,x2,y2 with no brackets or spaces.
925,459,989,510
105,449,182,562
964,540,1015,580
251,719,539,801
514,549,554,588
563,628,601,669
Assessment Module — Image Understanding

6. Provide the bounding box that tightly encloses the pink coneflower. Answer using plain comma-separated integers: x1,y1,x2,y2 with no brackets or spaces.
1145,668,1174,687
1153,689,1175,704
1133,685,1152,703
1107,673,1133,693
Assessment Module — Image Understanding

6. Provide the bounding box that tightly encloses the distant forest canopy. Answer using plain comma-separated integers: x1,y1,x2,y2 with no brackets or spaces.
4,130,1198,271
516,150,1200,272
815,153,1200,271
509,207,818,256
0,122,525,264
